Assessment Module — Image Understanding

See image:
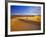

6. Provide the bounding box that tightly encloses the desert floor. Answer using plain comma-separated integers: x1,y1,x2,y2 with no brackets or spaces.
11,16,41,31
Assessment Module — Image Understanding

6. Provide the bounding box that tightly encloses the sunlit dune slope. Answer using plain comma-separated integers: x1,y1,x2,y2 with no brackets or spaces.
12,15,41,22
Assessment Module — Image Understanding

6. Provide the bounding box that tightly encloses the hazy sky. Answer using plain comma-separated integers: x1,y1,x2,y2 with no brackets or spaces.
11,5,41,15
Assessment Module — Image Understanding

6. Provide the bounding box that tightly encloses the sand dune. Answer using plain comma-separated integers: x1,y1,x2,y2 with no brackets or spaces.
11,15,41,31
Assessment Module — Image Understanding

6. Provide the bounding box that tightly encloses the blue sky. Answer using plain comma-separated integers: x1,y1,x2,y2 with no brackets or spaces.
11,5,41,15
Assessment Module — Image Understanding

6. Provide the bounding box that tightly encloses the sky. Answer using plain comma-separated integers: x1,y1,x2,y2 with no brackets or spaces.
11,5,41,15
